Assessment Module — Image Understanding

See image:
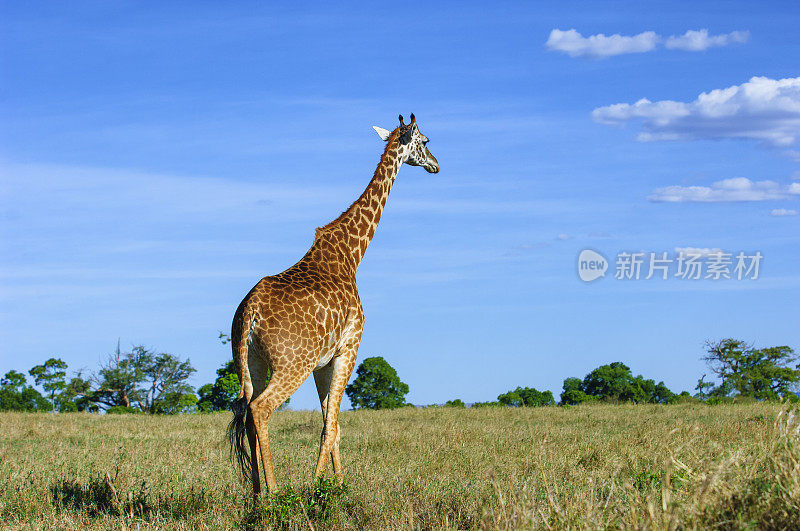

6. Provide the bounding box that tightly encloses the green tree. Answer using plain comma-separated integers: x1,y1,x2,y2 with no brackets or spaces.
198,360,241,412
560,363,675,405
498,386,555,407
0,370,48,411
517,386,555,406
582,362,637,401
652,381,676,404
29,358,68,412
58,372,94,412
91,342,196,414
497,389,523,407
156,391,199,414
137,350,196,414
444,398,465,408
91,341,145,409
560,377,595,405
703,339,800,400
695,374,715,400
345,356,409,410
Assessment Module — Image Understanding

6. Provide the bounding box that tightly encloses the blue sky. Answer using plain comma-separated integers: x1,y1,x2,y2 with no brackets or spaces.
1,1,798,410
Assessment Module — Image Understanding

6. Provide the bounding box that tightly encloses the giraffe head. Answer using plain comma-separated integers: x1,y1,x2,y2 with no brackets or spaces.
373,114,439,174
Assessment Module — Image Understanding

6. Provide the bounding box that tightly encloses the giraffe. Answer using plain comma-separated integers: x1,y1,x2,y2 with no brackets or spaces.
227,114,439,496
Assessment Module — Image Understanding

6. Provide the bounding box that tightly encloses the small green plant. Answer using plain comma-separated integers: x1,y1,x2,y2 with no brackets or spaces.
632,470,663,491
243,478,348,529
308,477,347,519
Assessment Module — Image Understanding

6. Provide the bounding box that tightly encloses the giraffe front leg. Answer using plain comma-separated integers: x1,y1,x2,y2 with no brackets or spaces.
313,352,356,480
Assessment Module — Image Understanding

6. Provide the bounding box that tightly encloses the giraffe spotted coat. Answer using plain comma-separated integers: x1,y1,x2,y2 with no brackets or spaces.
229,114,439,495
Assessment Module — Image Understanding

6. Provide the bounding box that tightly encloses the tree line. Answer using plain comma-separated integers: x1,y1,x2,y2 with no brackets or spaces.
0,341,198,414
342,339,800,410
1,338,797,414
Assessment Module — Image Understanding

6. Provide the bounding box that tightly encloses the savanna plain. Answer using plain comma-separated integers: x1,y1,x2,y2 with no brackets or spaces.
1,403,799,530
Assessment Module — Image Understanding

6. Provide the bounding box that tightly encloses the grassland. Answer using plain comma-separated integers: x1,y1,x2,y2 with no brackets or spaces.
1,403,798,529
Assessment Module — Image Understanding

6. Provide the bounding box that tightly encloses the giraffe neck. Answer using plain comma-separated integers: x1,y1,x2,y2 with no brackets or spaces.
314,132,405,268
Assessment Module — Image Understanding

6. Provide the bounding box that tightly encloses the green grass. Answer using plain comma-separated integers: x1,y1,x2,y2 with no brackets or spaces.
1,403,798,529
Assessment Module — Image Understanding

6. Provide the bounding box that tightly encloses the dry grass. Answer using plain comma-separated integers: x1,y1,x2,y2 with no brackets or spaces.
1,402,798,529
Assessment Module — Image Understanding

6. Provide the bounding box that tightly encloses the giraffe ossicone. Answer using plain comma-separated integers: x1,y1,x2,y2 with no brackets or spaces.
227,114,439,497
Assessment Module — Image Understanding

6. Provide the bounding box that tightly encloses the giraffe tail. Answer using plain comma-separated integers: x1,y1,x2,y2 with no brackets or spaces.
227,309,255,483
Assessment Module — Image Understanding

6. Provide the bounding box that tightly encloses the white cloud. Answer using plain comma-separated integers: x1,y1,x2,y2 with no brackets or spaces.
771,208,798,216
674,247,723,257
648,177,800,202
556,233,572,240
545,29,658,58
546,28,748,58
665,29,749,51
593,76,800,148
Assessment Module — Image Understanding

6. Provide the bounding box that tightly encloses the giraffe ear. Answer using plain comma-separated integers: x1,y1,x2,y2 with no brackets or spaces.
372,126,392,141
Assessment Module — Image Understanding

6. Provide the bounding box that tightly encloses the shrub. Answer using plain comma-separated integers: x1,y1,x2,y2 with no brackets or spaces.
497,387,555,407
471,401,500,408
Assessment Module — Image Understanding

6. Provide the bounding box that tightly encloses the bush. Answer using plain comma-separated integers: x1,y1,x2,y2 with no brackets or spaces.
706,395,759,406
560,389,598,406
497,387,555,407
560,363,676,404
0,370,50,411
674,392,700,404
471,401,501,408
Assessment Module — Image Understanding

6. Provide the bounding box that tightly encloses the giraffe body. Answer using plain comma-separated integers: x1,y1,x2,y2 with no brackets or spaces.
228,115,438,495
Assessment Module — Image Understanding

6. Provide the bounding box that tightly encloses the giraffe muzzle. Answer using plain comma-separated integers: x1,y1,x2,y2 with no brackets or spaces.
424,151,439,174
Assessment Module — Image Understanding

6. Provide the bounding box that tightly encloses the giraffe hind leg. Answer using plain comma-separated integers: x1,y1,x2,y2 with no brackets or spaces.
330,426,342,480
246,409,260,496
250,370,308,493
313,366,342,478
313,353,356,480
244,339,269,495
